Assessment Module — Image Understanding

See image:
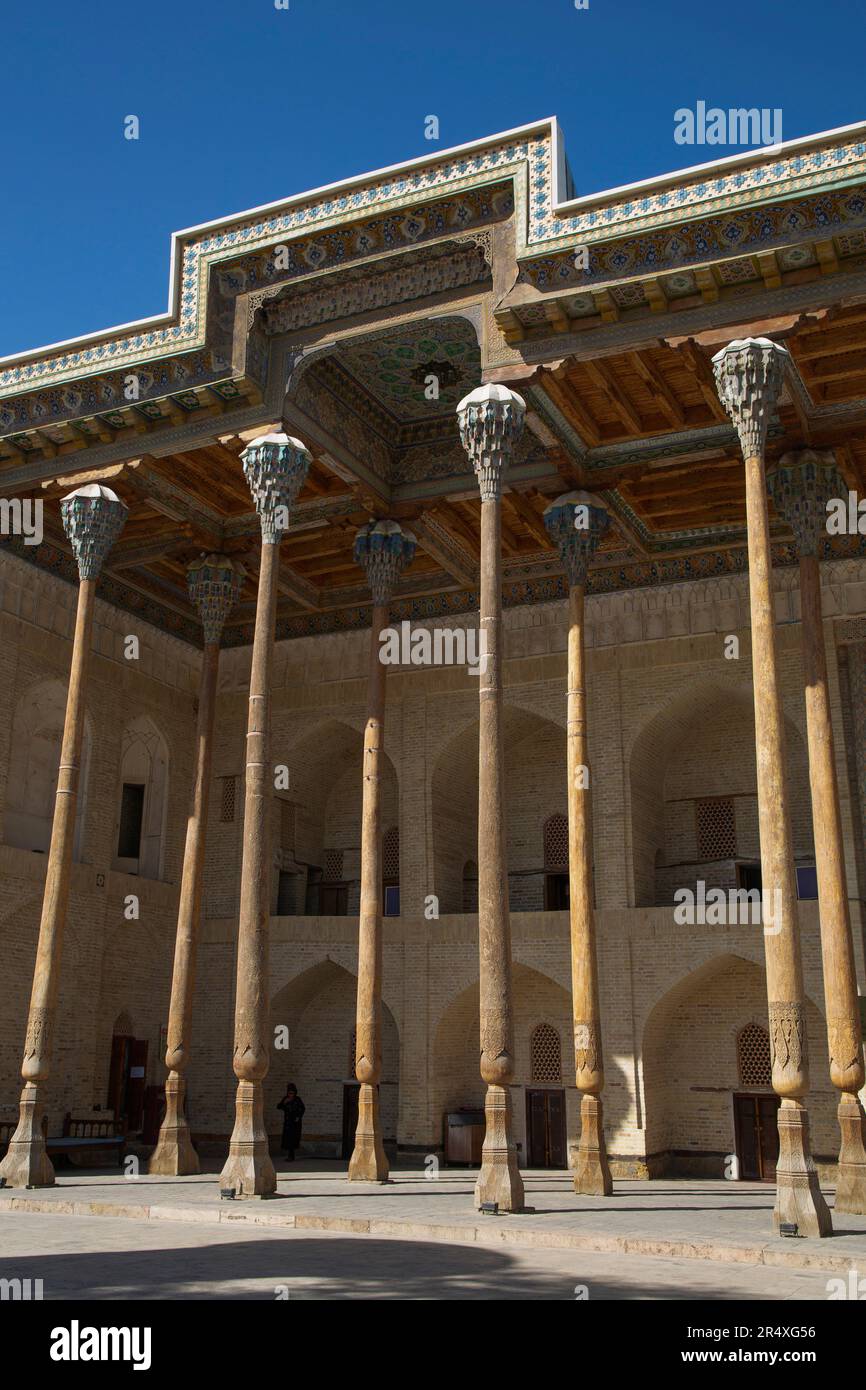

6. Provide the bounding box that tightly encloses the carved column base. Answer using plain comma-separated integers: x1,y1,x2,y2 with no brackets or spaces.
0,1083,55,1188
574,1094,613,1196
219,1080,276,1197
474,1084,524,1212
149,1073,200,1176
833,1094,866,1215
773,1099,832,1238
347,1083,389,1182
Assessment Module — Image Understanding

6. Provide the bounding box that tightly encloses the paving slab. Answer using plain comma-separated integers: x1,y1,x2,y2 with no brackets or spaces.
2,1162,865,1274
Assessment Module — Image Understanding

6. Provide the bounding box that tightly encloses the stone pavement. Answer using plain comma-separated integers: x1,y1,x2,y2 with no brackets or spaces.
0,1209,846,1300
2,1161,866,1275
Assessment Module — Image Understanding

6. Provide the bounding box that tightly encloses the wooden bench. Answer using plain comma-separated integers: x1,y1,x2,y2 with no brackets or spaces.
46,1114,126,1168
1,1114,125,1167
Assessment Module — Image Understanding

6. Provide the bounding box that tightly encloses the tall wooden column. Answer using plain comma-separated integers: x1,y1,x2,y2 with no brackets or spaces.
220,433,310,1198
0,484,127,1188
348,520,415,1183
768,449,866,1214
713,339,831,1237
150,554,243,1176
458,384,525,1212
543,491,613,1196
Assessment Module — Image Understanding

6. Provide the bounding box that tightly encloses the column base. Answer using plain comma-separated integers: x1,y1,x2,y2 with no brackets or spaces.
574,1094,613,1196
0,1083,55,1188
475,1083,524,1212
149,1073,200,1176
347,1083,389,1182
219,1079,276,1198
834,1094,866,1215
773,1099,832,1238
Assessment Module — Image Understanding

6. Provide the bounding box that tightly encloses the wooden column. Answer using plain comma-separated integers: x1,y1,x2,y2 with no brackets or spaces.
220,433,310,1198
713,340,831,1237
150,555,243,1176
768,450,866,1214
0,484,127,1188
544,492,612,1195
458,384,525,1212
348,521,415,1182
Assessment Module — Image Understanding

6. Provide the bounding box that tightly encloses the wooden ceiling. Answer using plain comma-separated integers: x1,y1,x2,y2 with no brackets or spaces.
10,302,866,643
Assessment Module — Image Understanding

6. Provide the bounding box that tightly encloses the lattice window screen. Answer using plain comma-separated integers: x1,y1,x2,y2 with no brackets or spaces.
219,776,236,824
543,814,568,870
324,849,344,881
531,1023,562,1082
348,1029,357,1077
737,1023,772,1087
383,826,399,879
280,800,295,854
462,861,478,913
696,797,737,860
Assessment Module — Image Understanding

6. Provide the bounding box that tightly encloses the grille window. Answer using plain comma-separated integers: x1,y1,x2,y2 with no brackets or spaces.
462,860,478,912
737,1023,772,1088
543,814,568,870
220,776,236,824
383,826,399,879
531,1023,562,1083
324,849,344,882
280,800,295,854
696,797,736,860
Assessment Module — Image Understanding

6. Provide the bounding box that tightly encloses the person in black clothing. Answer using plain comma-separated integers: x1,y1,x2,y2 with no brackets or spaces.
277,1083,305,1161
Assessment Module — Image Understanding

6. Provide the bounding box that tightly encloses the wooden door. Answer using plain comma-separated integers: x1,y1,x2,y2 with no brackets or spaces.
106,1034,131,1122
525,1089,567,1168
341,1083,359,1160
734,1093,779,1180
126,1039,148,1132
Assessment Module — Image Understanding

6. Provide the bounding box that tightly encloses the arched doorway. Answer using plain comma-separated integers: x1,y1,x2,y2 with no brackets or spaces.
268,960,399,1159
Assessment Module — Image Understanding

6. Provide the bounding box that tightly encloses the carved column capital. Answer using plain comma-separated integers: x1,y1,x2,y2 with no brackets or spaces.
353,520,416,605
187,554,245,645
457,383,526,502
712,337,789,458
241,432,311,543
767,448,845,557
60,484,128,580
543,491,609,588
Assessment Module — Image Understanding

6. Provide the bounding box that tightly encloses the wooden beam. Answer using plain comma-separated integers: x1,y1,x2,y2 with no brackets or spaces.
582,360,644,436
629,352,687,428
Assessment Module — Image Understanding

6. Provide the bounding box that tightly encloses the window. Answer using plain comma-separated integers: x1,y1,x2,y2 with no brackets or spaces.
462,860,478,913
383,826,399,917
543,814,568,871
219,776,236,824
737,861,762,893
280,800,295,854
531,1023,562,1083
696,797,737,861
737,1023,772,1088
796,865,818,901
117,784,145,860
543,814,569,910
324,849,344,881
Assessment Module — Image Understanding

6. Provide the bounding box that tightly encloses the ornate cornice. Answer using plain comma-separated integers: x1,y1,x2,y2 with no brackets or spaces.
2,117,864,408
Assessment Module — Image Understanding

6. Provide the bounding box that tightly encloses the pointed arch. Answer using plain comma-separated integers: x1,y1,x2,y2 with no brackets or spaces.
4,678,93,861
114,714,170,879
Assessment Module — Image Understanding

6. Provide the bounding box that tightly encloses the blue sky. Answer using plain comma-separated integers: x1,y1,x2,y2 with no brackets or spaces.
2,0,863,356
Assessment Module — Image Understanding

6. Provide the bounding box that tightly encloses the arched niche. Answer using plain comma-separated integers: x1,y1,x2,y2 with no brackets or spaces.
628,679,813,908
430,707,567,913
3,679,92,861
113,715,169,879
